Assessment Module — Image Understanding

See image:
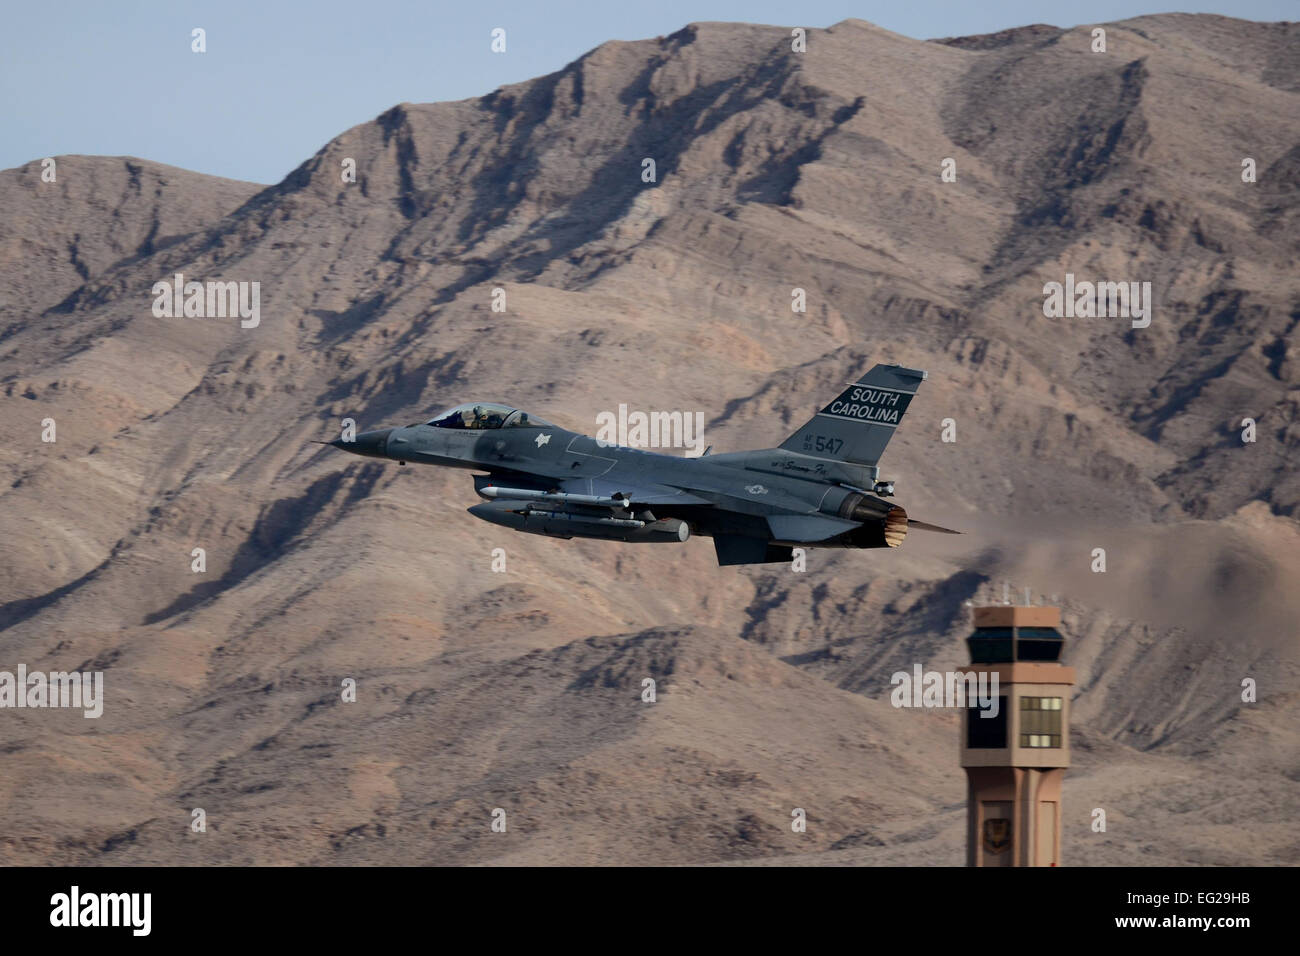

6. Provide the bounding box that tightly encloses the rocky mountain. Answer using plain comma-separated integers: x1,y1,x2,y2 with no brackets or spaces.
0,14,1297,865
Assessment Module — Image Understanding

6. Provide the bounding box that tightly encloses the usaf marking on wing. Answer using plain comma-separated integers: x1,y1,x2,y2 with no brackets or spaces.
320,363,960,565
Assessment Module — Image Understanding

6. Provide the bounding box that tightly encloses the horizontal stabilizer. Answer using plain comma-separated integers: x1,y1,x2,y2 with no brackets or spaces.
766,514,859,543
713,535,794,566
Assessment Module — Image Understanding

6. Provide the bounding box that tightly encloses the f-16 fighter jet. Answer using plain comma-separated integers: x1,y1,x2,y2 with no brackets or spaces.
322,363,958,565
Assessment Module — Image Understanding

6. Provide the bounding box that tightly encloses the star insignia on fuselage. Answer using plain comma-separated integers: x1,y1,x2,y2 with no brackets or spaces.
535,433,551,448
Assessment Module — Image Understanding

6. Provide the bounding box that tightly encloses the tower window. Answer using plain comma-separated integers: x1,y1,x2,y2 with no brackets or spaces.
967,627,1013,663
1019,696,1063,748
967,696,1008,749
1017,627,1064,661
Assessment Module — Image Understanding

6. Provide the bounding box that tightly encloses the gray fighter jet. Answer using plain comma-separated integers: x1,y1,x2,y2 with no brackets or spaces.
323,363,958,565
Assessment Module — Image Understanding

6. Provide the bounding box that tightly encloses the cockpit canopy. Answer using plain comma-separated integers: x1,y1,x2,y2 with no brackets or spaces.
425,403,553,430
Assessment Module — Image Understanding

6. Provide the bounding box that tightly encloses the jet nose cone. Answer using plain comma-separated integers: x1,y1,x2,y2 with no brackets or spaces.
332,428,393,458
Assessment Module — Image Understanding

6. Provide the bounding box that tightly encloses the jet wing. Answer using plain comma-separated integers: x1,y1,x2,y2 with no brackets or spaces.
556,477,712,507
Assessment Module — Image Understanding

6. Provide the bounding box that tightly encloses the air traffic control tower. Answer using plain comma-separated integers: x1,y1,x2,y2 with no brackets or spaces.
960,602,1075,866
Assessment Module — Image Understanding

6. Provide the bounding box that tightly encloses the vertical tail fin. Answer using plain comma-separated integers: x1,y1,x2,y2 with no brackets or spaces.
778,363,926,466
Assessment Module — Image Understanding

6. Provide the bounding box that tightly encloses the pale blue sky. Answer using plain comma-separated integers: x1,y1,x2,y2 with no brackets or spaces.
1,0,1292,184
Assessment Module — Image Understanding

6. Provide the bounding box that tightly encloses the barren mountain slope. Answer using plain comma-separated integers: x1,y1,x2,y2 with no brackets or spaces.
0,14,1296,866
0,157,261,323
